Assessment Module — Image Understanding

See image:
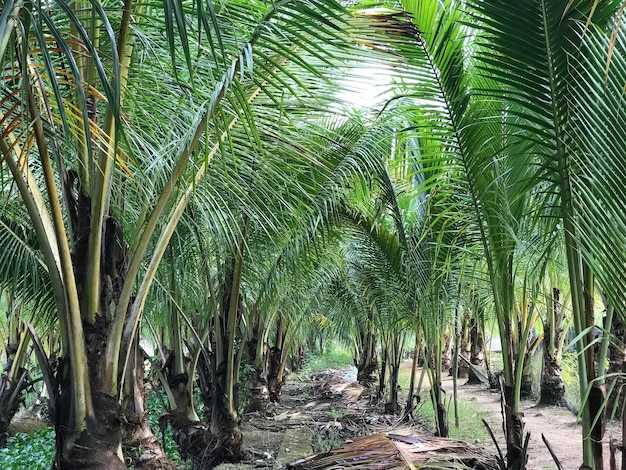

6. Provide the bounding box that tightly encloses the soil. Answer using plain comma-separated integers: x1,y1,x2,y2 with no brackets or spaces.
440,372,623,470
224,366,623,470
232,370,404,468
7,367,623,469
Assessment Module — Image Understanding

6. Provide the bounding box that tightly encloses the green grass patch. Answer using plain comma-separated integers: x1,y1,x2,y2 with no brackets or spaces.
299,347,353,376
397,361,488,444
146,391,190,468
414,399,488,444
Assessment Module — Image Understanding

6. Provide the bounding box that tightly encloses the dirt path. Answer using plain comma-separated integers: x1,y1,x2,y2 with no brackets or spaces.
440,373,622,470
223,368,622,470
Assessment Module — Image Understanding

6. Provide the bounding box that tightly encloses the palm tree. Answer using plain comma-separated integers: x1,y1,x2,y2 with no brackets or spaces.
0,203,55,444
0,0,364,466
389,1,536,463
538,260,571,406
464,1,626,466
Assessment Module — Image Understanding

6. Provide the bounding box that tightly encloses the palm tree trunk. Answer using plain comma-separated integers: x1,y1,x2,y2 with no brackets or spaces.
502,383,525,470
55,207,128,469
455,313,470,378
441,328,452,373
356,329,378,387
467,319,485,385
245,314,270,412
172,256,244,468
0,298,32,446
606,317,626,419
539,288,565,406
267,318,286,403
267,346,283,403
404,327,421,416
289,344,305,373
378,346,388,399
431,381,448,438
123,339,174,469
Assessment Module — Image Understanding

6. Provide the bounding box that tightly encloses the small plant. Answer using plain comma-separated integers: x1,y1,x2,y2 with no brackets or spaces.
330,406,343,421
238,361,256,413
312,427,343,453
145,392,189,467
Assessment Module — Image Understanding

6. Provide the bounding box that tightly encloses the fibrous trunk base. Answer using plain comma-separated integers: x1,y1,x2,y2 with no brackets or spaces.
54,394,125,470
171,416,243,469
538,357,565,406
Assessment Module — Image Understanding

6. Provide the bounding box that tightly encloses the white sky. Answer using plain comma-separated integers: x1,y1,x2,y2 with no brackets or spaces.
335,63,394,110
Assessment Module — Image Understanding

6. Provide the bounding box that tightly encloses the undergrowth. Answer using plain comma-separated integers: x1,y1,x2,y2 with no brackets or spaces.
299,347,353,376
0,393,189,470
145,391,190,468
312,427,343,452
0,428,54,470
414,399,488,443
397,361,489,443
561,353,580,408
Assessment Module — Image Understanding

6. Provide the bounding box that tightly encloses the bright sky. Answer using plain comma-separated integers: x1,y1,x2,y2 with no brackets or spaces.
336,63,393,110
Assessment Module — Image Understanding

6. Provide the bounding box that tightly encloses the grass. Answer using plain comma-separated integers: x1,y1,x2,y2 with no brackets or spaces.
397,359,489,444
413,398,489,443
299,346,353,376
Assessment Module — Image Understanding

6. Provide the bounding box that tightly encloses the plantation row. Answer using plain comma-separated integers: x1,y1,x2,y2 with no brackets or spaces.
2,0,626,469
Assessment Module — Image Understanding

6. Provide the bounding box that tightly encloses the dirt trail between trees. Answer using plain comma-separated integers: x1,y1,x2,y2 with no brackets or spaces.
222,367,622,469
439,372,622,470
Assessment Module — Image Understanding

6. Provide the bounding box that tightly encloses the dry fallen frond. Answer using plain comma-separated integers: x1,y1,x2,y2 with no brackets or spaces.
288,431,499,470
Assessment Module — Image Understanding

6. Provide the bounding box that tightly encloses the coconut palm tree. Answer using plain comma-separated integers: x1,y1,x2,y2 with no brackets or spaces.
462,1,626,466
388,1,537,464
0,0,370,466
381,1,626,467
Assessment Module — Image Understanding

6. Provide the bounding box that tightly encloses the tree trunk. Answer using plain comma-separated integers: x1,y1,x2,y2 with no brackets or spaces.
174,259,245,469
539,355,565,406
441,330,452,373
403,333,421,417
246,366,269,412
168,347,243,470
0,369,30,446
503,384,525,470
267,346,283,403
539,287,565,406
57,197,171,468
519,360,534,399
0,328,32,447
356,330,377,387
455,314,470,378
54,310,125,470
431,382,448,438
467,319,485,385
385,361,400,414
123,339,174,470
378,347,388,399
607,317,626,418
51,191,126,469
245,317,269,413
289,344,305,373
